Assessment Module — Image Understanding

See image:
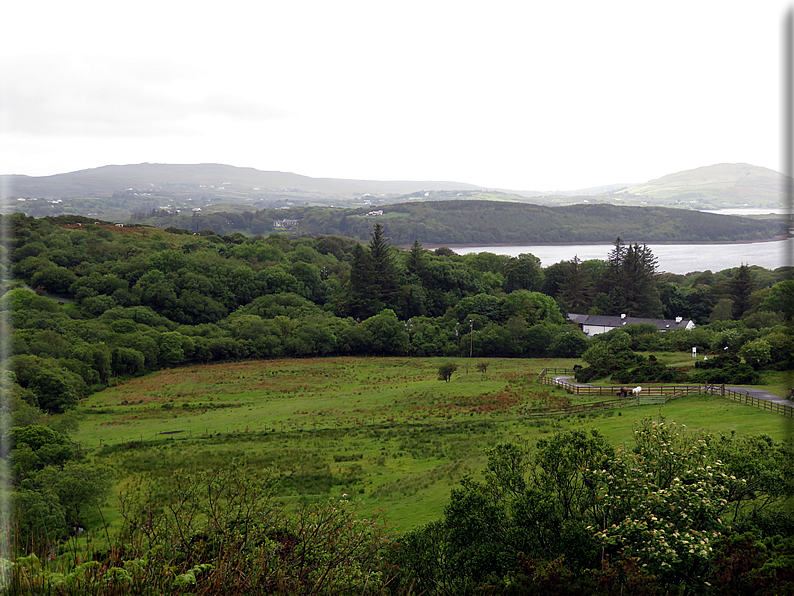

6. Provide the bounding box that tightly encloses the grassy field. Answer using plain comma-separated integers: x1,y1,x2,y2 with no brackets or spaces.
75,356,790,532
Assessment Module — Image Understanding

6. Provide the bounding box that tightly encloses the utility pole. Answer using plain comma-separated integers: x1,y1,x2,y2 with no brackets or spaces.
469,319,474,358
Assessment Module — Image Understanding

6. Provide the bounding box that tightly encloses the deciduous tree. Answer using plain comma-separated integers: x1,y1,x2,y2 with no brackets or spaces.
437,362,458,382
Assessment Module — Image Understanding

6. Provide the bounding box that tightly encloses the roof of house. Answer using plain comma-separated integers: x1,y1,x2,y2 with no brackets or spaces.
567,313,589,324
567,313,694,332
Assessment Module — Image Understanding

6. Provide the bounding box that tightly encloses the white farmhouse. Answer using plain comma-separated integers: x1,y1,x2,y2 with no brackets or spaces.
567,313,695,337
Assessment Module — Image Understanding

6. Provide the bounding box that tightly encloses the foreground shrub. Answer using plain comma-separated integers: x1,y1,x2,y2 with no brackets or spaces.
390,418,794,595
4,466,397,595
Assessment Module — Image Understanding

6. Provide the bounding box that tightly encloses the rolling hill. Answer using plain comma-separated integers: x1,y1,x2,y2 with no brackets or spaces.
1,162,790,222
614,163,789,209
2,163,482,201
131,200,787,245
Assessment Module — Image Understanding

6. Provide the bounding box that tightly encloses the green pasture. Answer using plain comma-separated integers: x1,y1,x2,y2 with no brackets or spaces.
75,357,790,531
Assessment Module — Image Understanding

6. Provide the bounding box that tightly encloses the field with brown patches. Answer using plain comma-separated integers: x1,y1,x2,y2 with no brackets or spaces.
84,358,561,430
76,356,787,530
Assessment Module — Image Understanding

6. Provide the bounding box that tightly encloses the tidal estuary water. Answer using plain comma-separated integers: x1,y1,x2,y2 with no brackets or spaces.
453,238,793,275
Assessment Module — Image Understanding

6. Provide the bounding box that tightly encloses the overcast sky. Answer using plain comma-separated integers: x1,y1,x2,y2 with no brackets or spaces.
1,1,790,191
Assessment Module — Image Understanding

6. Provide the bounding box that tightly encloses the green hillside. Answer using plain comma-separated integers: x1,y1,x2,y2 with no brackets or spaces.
3,163,791,220
1,163,480,204
134,200,787,245
614,163,790,208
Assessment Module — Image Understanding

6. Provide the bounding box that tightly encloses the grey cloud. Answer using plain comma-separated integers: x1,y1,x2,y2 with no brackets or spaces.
2,55,292,138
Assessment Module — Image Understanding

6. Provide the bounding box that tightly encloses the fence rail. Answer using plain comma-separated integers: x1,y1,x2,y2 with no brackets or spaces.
537,368,793,417
523,397,630,417
537,368,575,381
705,385,793,417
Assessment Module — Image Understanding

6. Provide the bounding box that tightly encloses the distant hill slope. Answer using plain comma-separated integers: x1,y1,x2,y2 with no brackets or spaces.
614,163,789,208
134,200,787,245
2,163,790,219
2,163,482,200
307,202,788,244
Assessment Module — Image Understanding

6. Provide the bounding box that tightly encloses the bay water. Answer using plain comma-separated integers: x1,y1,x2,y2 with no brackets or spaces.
452,238,793,274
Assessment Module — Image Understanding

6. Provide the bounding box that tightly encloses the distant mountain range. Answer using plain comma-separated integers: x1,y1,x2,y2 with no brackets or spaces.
2,163,481,201
1,162,789,222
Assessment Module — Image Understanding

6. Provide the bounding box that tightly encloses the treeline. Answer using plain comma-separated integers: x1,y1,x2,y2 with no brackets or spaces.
129,200,787,244
3,213,792,417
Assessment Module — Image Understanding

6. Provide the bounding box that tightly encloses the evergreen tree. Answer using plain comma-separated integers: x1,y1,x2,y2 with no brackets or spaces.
559,255,590,312
731,263,753,319
603,238,661,317
368,223,399,302
406,239,428,280
348,244,377,317
622,243,662,317
401,239,430,319
347,223,399,318
606,237,627,277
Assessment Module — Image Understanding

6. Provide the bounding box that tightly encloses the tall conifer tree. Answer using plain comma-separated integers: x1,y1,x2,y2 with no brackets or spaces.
559,255,591,312
603,238,661,317
348,223,399,318
406,239,428,279
731,263,753,319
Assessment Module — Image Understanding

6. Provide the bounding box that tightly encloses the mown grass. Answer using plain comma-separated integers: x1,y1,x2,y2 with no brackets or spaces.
74,357,789,532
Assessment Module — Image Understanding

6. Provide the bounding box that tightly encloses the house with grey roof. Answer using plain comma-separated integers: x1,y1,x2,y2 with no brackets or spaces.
567,313,695,337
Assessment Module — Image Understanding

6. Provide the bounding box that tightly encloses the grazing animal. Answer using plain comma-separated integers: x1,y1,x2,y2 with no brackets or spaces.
618,386,629,397
631,386,643,396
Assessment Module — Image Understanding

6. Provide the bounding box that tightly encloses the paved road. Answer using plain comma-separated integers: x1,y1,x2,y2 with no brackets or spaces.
553,376,794,409
723,385,794,409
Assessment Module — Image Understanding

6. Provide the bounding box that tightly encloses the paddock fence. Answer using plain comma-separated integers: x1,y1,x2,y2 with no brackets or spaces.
537,368,793,417
702,384,794,417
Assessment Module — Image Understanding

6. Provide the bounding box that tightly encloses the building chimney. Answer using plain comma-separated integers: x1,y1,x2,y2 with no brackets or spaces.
675,316,682,323
620,314,626,319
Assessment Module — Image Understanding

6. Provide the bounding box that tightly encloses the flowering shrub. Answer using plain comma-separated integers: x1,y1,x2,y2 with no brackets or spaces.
394,416,794,595
591,418,746,591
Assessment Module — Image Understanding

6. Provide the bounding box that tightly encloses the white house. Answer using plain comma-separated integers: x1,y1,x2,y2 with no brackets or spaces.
568,313,695,337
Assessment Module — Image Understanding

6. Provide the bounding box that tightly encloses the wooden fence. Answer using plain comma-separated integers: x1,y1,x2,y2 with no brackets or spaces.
537,368,794,417
703,384,794,417
523,397,630,418
537,367,576,381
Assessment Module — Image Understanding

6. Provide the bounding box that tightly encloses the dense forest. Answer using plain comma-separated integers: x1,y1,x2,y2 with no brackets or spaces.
2,213,793,594
129,201,788,245
3,212,792,415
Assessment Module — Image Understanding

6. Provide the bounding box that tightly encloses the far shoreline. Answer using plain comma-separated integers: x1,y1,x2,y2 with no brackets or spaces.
414,236,791,251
